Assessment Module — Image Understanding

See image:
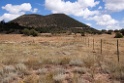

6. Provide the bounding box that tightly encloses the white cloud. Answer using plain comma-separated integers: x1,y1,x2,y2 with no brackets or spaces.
104,0,124,12
31,8,38,13
86,23,92,26
0,3,38,21
106,25,122,30
45,0,99,18
0,13,24,22
75,8,99,18
98,6,102,9
2,3,32,14
77,0,99,8
89,14,121,30
90,14,118,26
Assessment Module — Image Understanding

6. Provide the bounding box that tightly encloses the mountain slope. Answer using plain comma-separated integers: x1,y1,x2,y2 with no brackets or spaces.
10,14,89,28
7,13,99,33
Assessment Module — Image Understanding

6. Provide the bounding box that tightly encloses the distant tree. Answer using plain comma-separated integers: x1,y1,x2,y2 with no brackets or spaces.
0,20,5,24
81,32,85,36
101,29,107,33
97,31,102,35
107,30,113,34
114,32,123,38
30,29,38,36
0,20,5,31
22,28,30,36
86,30,92,34
120,29,124,35
114,29,119,33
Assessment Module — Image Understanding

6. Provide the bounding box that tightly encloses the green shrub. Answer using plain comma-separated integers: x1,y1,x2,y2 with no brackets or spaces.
120,29,124,35
101,29,107,34
114,32,123,38
22,28,30,36
81,32,85,36
114,29,119,33
30,29,38,36
97,31,102,35
107,30,113,34
22,28,38,36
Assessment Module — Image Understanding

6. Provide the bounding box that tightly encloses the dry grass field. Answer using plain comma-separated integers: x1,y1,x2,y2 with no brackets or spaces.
0,34,124,83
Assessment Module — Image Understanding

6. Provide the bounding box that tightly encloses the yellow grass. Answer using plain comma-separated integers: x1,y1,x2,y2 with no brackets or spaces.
0,34,124,83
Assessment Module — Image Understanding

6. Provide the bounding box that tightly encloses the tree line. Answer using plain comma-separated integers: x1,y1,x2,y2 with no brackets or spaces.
0,20,124,37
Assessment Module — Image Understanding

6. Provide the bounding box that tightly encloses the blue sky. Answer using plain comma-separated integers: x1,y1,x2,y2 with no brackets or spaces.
0,0,124,30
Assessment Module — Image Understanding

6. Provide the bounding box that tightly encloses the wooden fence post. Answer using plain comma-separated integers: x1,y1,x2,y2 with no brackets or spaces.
101,39,102,54
117,39,119,62
117,39,122,80
88,38,89,47
93,39,94,51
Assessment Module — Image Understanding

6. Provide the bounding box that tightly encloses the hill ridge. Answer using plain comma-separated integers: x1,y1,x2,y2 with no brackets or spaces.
10,13,89,28
0,13,99,34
